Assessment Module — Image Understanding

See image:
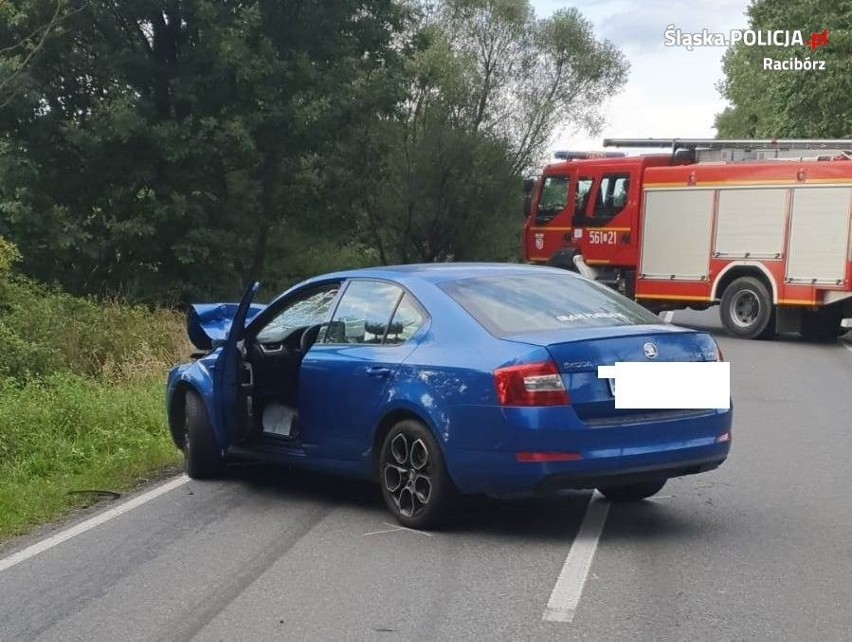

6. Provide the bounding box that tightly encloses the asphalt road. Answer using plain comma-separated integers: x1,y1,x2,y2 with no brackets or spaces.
2,308,852,642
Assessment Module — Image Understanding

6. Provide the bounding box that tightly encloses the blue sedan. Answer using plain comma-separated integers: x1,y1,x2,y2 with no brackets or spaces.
166,264,732,529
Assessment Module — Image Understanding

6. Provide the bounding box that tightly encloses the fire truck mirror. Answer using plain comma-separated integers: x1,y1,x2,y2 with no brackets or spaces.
522,177,535,217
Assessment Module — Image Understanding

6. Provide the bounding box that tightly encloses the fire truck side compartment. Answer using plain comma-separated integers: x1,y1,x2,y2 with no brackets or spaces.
785,187,851,284
639,190,714,281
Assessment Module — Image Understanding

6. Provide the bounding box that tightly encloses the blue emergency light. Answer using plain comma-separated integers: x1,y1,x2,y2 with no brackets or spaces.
554,151,627,160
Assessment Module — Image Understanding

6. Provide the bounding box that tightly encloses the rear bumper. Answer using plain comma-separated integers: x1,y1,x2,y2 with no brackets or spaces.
445,439,731,497
443,401,732,496
533,455,725,493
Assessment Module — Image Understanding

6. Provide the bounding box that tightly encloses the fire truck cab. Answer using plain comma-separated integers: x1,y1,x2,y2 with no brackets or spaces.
522,139,852,340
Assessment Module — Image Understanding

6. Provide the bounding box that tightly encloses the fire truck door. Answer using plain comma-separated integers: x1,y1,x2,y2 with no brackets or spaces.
581,172,634,264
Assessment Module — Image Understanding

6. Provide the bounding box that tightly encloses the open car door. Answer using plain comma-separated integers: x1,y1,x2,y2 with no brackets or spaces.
213,280,261,448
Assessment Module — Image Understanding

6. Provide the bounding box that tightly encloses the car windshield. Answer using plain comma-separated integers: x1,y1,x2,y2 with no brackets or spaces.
255,287,339,343
440,272,662,337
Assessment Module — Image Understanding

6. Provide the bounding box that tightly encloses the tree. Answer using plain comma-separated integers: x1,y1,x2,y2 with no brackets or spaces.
0,0,82,109
0,0,410,301
358,0,629,264
434,0,629,173
715,0,852,138
363,103,520,264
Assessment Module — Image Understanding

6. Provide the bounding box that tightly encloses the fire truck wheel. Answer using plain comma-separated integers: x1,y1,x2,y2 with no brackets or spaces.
720,276,774,340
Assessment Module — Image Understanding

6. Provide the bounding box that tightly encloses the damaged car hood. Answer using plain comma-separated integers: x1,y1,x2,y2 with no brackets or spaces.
187,302,266,351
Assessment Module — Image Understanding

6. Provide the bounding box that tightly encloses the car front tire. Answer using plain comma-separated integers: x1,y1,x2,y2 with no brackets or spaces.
597,480,666,503
378,419,457,530
184,391,225,479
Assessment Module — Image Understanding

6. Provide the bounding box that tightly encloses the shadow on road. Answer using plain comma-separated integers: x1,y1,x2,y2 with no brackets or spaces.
445,493,591,541
601,498,722,544
222,463,590,541
672,321,851,348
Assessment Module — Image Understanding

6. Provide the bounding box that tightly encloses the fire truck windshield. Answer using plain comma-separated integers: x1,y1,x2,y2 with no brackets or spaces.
536,175,568,223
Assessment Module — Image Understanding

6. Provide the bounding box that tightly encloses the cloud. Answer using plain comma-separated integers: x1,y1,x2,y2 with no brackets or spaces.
529,1,751,157
533,0,750,53
550,84,726,154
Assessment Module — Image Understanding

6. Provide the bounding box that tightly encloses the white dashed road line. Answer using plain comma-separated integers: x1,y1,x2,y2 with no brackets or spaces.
662,311,674,323
543,491,610,623
0,474,189,574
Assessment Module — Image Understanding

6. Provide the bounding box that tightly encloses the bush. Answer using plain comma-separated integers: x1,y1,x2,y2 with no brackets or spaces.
0,276,189,382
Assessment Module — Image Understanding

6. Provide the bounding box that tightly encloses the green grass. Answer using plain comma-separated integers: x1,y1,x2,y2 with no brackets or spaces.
0,236,188,541
0,374,182,540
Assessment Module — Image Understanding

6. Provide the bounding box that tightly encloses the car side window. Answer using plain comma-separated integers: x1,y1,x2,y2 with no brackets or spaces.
255,287,339,343
320,280,404,345
383,294,425,345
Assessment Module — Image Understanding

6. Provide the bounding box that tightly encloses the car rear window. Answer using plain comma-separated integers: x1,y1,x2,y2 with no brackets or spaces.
439,272,661,337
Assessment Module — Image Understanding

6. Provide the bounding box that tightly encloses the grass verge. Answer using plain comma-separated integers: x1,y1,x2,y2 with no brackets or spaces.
0,236,189,542
0,373,182,541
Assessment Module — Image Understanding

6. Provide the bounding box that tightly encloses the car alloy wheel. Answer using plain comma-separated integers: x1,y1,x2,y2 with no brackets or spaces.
383,433,433,518
378,419,456,530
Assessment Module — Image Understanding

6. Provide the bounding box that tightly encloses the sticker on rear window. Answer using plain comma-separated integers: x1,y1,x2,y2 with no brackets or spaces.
556,312,629,323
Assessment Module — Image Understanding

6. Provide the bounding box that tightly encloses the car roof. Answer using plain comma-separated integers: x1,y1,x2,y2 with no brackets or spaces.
309,262,575,286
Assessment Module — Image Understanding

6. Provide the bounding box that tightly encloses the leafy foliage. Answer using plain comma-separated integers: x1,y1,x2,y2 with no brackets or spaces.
0,0,411,301
359,0,628,264
0,0,627,300
715,0,852,137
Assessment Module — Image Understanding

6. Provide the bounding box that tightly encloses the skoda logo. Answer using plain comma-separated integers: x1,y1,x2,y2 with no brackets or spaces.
643,342,658,359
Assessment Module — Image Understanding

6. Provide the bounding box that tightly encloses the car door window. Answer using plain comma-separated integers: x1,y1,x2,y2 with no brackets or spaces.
384,294,425,345
255,287,339,343
320,280,404,345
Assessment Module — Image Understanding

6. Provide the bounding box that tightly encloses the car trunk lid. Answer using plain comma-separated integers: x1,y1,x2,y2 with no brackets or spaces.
505,324,720,422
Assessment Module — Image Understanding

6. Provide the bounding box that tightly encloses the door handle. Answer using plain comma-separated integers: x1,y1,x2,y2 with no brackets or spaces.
366,366,391,377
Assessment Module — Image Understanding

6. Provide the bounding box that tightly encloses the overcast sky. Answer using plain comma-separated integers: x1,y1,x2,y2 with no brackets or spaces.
531,0,752,155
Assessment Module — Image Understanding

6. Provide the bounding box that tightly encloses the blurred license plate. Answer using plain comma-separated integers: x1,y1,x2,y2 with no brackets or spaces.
607,378,616,396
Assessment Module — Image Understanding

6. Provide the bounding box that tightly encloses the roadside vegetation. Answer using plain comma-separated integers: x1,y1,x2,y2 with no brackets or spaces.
0,237,187,539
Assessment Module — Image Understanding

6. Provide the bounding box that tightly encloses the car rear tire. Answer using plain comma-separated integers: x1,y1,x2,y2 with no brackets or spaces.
720,277,775,339
184,391,225,479
597,480,666,503
378,419,457,530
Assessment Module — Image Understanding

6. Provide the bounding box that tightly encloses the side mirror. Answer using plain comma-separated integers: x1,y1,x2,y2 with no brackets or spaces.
522,177,535,217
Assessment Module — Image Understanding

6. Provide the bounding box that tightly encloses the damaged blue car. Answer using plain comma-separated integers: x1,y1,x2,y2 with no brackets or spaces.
166,264,732,529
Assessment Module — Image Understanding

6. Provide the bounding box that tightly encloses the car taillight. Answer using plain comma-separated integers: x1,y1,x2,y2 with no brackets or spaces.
493,361,570,406
714,339,724,362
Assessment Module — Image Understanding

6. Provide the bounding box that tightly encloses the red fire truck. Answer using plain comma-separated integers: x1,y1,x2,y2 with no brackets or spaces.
522,138,852,340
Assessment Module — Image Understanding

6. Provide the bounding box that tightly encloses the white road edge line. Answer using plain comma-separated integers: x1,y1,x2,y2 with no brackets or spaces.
662,311,674,324
0,474,189,574
543,490,610,624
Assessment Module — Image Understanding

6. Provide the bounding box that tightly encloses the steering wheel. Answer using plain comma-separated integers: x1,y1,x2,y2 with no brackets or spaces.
299,324,324,353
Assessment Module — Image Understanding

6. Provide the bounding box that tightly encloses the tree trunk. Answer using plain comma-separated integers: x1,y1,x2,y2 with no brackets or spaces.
249,152,278,281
